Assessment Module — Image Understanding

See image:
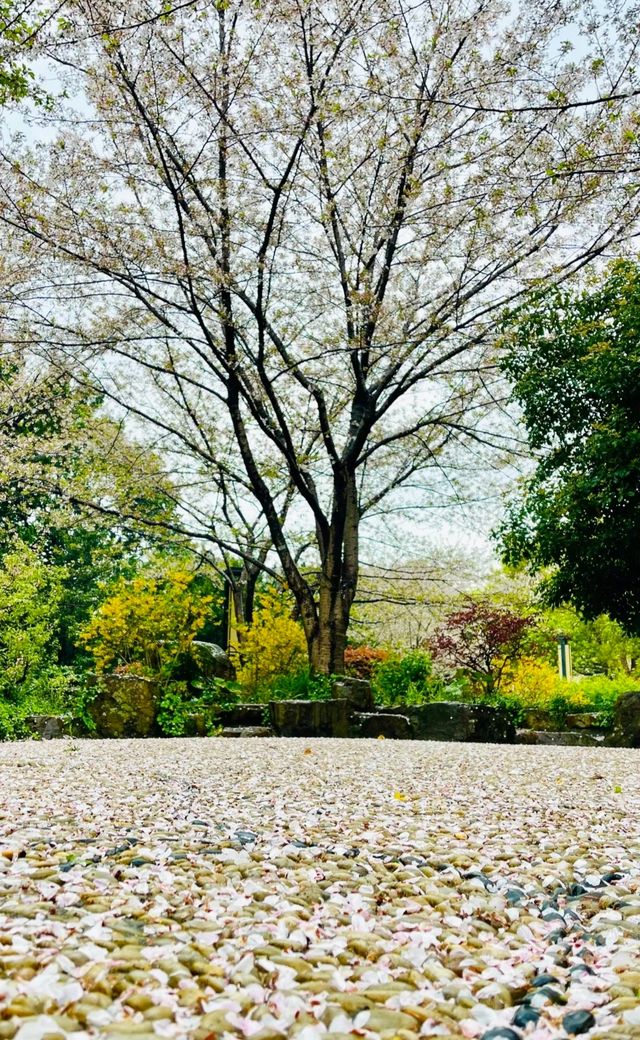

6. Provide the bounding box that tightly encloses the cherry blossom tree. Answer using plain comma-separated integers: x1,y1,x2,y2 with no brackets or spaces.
1,0,639,671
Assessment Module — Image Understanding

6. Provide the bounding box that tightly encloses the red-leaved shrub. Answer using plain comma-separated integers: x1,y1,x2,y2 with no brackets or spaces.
345,645,389,679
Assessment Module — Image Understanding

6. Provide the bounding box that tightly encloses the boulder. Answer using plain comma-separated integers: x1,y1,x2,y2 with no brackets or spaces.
269,699,349,737
565,712,607,730
516,729,607,747
522,709,557,731
26,715,77,739
183,713,209,737
400,702,515,743
609,691,640,747
352,712,412,739
89,675,160,738
221,726,275,738
191,641,236,681
216,704,266,728
332,678,374,713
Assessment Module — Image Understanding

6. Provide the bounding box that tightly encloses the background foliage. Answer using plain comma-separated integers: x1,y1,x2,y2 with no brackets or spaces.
499,261,640,634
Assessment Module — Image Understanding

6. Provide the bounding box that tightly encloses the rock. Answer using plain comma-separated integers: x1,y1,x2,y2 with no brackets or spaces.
216,704,266,728
331,678,374,713
89,675,160,738
522,709,556,731
481,1030,521,1040
516,729,607,747
359,1008,417,1032
191,641,236,681
25,715,77,739
531,974,561,987
183,713,209,737
221,727,274,738
562,1009,596,1035
609,691,640,747
269,699,349,737
352,713,412,739
565,712,607,730
512,1006,540,1029
397,702,514,743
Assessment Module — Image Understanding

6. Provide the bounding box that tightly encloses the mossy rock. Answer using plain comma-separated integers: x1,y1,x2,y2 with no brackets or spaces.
609,691,640,747
386,702,515,743
332,678,374,712
89,675,160,738
269,699,349,737
25,715,84,740
522,709,556,731
191,641,236,681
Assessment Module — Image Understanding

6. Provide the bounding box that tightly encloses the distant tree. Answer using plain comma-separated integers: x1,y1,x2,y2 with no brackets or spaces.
498,261,640,636
535,607,640,678
0,355,182,659
430,600,535,695
2,0,640,671
0,540,66,703
0,0,46,105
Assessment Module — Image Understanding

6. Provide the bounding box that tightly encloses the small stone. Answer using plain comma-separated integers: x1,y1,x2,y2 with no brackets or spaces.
532,973,561,987
530,986,566,1006
0,733,636,1040
570,964,595,977
563,1010,596,1035
506,889,525,904
363,1008,418,1032
512,1006,540,1029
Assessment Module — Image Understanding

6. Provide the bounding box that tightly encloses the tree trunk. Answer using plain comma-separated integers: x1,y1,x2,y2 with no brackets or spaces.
301,467,359,675
230,564,259,631
307,578,350,675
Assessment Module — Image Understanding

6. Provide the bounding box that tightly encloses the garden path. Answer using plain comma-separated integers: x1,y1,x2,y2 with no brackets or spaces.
0,739,638,1040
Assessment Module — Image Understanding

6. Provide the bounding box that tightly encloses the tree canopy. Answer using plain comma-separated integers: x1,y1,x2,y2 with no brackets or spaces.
0,353,184,658
498,260,640,635
2,0,640,670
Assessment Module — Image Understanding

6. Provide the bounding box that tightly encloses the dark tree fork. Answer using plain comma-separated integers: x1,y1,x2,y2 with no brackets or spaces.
1,0,639,671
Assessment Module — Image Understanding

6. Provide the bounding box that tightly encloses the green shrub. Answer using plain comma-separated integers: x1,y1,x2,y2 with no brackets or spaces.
504,662,640,728
0,541,69,704
546,675,640,727
0,702,29,741
156,683,190,736
261,667,335,703
372,650,462,706
0,667,89,740
155,677,242,736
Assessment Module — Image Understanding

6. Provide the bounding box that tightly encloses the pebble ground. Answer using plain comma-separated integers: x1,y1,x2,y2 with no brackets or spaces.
0,738,639,1040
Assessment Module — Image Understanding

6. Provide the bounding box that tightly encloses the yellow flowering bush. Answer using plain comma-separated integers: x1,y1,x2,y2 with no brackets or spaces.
81,566,214,676
235,587,307,696
502,657,563,708
502,656,640,725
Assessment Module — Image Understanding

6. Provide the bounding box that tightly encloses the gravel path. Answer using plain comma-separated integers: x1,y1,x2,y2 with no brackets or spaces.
0,738,639,1040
